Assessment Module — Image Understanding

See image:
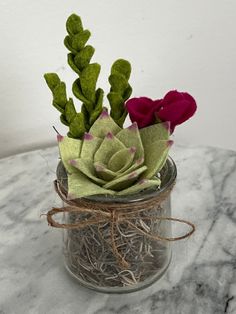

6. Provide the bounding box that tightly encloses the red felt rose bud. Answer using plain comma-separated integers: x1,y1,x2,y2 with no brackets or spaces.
156,90,197,133
125,90,197,133
125,97,162,128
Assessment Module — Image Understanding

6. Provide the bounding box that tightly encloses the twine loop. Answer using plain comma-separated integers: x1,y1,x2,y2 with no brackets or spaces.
46,180,195,269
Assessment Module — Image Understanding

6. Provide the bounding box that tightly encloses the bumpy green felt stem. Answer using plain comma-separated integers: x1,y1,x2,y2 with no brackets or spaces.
65,13,104,129
44,73,86,138
107,59,132,127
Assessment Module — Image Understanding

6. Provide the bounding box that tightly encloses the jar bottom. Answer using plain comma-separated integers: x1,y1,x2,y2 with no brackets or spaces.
63,250,172,294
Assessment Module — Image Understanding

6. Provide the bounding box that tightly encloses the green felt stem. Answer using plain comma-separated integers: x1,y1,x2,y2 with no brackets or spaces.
107,59,132,127
44,73,85,137
44,13,104,138
65,14,104,131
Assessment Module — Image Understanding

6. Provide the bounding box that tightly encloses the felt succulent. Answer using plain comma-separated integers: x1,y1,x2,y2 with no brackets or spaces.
107,59,132,127
58,109,172,199
44,13,132,139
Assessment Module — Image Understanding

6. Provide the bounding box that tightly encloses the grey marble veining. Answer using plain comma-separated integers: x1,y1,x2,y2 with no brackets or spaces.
0,145,235,314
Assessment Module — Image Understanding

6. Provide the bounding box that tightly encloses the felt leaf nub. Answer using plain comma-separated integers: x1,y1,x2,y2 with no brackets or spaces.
66,13,83,35
111,59,131,80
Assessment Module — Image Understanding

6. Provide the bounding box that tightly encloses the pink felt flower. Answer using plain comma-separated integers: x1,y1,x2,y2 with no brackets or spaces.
125,97,162,128
126,90,197,133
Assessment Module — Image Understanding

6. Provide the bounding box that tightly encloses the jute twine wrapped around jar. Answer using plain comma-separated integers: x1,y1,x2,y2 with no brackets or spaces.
46,180,195,269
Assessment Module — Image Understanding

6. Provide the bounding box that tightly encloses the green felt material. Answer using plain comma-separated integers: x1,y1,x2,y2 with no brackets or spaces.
107,59,132,127
80,63,100,102
108,147,135,172
94,135,125,165
116,156,144,178
89,88,104,125
80,135,102,159
44,73,86,136
46,14,171,198
69,112,86,138
66,14,83,36
115,122,144,160
72,79,92,105
68,172,115,199
103,165,147,191
94,162,117,181
117,178,161,196
71,30,91,51
44,13,104,139
68,53,81,75
57,115,171,198
70,158,106,185
74,45,95,71
139,122,170,142
58,136,82,173
89,110,121,138
65,98,76,123
139,122,170,179
111,58,131,80
141,140,170,179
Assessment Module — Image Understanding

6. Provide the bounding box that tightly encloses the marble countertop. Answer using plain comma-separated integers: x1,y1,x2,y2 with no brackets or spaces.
0,145,235,314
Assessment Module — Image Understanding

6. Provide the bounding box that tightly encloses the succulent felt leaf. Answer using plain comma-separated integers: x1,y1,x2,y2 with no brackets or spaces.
103,166,147,191
141,140,171,179
116,122,144,160
58,136,82,173
68,172,115,199
60,114,70,126
116,157,145,178
107,92,124,120
66,13,83,36
65,98,76,123
53,82,67,108
72,79,91,107
69,158,106,185
94,133,125,165
68,54,81,75
94,162,117,181
123,84,132,101
89,88,104,125
139,122,170,142
81,104,90,130
80,133,102,159
44,73,60,91
64,36,77,54
111,59,131,80
74,45,95,71
117,178,161,196
52,100,64,114
80,63,100,102
89,110,121,138
109,73,128,94
108,147,136,172
69,113,86,138
71,30,91,51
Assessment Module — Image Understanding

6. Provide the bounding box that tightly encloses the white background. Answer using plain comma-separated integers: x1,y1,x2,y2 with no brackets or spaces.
0,0,236,158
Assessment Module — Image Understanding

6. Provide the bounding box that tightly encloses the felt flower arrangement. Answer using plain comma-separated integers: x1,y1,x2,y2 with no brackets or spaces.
44,13,197,199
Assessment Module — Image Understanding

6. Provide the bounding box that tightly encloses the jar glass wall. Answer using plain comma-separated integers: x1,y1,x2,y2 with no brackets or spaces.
59,157,177,293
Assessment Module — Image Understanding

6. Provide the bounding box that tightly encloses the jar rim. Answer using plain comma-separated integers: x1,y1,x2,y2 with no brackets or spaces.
56,156,177,204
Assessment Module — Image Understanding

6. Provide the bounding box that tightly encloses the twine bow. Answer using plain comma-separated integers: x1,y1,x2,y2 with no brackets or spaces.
46,180,195,269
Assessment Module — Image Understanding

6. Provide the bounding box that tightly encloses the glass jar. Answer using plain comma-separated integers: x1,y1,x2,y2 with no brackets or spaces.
57,157,177,293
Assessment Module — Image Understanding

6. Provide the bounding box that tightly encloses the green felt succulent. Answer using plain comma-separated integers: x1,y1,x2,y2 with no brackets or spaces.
44,13,132,139
107,59,132,127
58,110,171,199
